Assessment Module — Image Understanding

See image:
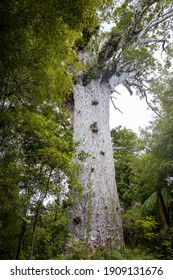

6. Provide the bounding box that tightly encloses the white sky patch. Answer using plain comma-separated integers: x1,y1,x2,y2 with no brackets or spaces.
109,86,154,133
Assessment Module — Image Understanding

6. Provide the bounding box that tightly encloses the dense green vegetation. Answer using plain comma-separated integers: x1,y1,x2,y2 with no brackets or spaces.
0,0,102,260
0,0,173,259
111,72,173,260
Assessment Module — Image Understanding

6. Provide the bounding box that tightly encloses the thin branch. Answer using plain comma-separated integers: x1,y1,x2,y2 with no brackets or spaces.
143,90,161,117
110,96,123,114
114,146,137,154
111,96,117,100
111,89,122,96
127,79,161,117
138,37,167,45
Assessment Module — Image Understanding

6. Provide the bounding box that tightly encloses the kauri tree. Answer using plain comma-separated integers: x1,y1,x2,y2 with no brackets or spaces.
69,0,173,249
1,0,173,257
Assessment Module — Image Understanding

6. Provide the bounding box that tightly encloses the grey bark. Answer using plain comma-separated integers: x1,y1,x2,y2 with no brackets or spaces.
70,77,124,248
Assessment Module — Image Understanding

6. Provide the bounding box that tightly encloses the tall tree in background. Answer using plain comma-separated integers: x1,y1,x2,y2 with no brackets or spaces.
70,0,173,248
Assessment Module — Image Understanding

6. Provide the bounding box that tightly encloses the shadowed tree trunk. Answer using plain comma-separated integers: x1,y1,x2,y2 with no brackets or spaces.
29,200,42,260
16,221,28,260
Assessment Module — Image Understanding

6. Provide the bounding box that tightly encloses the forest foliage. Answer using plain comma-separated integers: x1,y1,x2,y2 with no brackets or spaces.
111,71,173,260
0,0,102,260
0,0,173,259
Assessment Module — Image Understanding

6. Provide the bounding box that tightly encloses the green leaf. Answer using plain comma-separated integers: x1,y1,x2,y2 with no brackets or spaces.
141,191,158,212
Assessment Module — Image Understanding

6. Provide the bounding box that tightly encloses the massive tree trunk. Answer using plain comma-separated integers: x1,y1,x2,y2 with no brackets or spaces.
70,76,124,248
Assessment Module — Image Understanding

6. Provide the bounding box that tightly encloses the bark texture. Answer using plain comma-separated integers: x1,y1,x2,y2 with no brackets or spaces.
71,77,124,248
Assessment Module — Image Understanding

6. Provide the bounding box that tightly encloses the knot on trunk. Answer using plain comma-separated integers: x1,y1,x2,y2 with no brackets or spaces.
92,100,99,106
73,214,81,225
91,167,95,172
90,122,98,133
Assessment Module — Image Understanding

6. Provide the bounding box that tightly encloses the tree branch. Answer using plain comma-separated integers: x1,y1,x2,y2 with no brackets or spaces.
109,69,139,91
110,96,123,114
132,6,173,49
138,37,167,45
107,3,173,95
111,89,122,96
122,0,158,47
